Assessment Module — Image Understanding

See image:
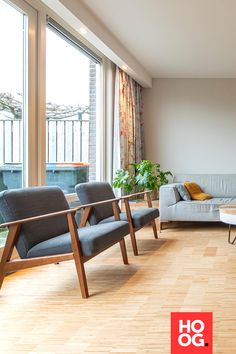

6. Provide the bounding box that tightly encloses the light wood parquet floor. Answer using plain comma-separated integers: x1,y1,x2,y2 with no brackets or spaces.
1,222,236,353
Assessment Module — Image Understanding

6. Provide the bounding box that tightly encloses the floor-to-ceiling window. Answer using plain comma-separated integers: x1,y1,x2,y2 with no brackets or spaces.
0,0,26,191
46,20,101,194
0,0,37,246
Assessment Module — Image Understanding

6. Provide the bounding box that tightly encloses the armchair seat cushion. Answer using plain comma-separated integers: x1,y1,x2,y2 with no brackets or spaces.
27,221,130,258
99,208,159,229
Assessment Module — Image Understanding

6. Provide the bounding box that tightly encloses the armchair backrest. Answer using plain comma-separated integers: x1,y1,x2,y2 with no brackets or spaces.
75,182,117,225
0,186,70,258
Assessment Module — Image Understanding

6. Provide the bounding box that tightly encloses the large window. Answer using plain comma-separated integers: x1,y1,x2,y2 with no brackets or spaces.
0,1,103,248
0,0,26,191
46,21,101,193
0,0,36,247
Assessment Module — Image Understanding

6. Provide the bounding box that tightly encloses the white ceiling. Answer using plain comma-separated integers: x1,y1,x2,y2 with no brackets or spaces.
80,0,236,78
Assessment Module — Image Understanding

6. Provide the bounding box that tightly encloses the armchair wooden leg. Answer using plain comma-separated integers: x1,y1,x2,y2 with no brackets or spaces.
119,239,128,265
67,213,89,298
0,267,5,291
0,224,20,290
151,220,158,239
73,257,89,299
158,220,162,233
130,228,138,256
123,198,138,256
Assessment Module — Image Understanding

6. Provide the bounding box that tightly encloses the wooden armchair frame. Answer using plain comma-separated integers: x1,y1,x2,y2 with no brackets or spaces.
120,191,158,256
0,198,128,298
79,190,158,257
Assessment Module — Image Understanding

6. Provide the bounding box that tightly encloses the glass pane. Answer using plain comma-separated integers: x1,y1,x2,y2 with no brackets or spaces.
0,0,26,246
46,27,100,193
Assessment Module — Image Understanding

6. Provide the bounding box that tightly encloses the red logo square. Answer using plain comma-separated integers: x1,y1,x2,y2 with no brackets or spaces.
171,312,212,354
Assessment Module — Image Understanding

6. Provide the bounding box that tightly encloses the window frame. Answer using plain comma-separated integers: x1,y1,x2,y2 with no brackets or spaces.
38,12,105,190
1,0,38,187
0,0,37,253
45,19,102,189
0,0,107,189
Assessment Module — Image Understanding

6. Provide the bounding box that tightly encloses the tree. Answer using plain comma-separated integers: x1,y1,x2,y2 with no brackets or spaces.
0,93,21,119
0,92,89,120
46,102,89,120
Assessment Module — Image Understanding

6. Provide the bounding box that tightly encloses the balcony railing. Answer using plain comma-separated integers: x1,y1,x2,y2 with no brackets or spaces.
46,118,89,163
0,117,89,165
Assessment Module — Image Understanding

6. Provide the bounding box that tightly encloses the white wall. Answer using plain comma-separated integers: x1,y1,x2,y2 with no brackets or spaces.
144,79,236,175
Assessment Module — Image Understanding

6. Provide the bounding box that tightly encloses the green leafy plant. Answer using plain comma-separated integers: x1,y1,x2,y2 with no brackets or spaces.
133,160,172,191
112,160,172,195
112,169,136,193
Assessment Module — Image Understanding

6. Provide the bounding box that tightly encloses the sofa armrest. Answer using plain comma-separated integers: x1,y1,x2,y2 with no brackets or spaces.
159,184,181,206
159,184,181,221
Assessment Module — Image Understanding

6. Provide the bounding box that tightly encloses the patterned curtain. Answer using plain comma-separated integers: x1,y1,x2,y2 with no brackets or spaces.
113,67,144,175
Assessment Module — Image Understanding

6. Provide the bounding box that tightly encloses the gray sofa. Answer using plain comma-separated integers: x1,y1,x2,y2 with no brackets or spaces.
159,174,236,226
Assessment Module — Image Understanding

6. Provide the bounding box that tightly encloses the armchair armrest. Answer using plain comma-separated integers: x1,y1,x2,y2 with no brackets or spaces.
159,184,181,207
159,184,181,221
121,190,152,200
0,197,122,229
120,190,155,221
121,190,153,208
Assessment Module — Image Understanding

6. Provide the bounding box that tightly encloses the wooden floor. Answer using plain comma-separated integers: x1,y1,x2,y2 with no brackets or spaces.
1,222,236,353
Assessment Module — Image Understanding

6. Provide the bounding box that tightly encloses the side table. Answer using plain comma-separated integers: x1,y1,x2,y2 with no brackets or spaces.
219,205,236,244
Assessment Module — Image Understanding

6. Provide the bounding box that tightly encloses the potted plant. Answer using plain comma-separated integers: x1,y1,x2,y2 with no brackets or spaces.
133,160,172,199
112,168,136,194
113,160,172,200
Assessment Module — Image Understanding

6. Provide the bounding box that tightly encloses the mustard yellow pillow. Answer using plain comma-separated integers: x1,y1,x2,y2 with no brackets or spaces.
184,182,212,201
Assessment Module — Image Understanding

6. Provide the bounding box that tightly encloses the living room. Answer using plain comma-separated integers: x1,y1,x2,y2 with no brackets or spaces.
1,0,236,353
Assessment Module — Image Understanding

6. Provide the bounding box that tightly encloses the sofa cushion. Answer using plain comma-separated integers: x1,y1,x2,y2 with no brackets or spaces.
176,184,191,201
167,197,236,222
174,174,236,198
98,208,159,228
27,221,130,258
184,182,212,200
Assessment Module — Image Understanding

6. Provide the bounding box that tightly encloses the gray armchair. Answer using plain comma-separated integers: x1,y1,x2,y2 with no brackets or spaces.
75,182,159,256
0,186,130,298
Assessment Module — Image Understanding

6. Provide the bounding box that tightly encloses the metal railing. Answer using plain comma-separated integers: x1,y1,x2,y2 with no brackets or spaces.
0,118,89,165
0,119,21,164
